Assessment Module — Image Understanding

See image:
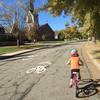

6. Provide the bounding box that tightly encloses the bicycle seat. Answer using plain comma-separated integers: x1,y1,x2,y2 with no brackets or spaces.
72,72,78,74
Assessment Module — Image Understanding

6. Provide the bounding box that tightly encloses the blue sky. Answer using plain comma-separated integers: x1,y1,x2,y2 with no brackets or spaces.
0,0,72,31
38,11,72,31
34,0,72,31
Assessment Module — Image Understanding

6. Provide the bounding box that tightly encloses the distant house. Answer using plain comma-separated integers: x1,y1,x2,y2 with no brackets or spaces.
38,23,55,41
55,31,59,39
26,1,55,41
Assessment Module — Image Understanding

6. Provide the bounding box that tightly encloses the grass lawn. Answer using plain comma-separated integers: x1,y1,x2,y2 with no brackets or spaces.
0,41,65,55
0,46,24,55
0,44,45,55
0,46,21,54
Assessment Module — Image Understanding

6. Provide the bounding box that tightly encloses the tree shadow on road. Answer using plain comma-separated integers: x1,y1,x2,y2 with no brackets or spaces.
76,79,100,98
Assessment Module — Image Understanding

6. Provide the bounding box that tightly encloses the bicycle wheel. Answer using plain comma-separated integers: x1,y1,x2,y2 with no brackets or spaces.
83,84,97,96
72,74,79,97
76,84,98,98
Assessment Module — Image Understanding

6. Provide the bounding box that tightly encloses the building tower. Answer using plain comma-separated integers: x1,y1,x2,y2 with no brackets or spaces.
26,0,39,30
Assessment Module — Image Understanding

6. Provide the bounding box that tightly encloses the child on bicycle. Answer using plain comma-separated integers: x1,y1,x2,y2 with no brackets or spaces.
67,48,83,88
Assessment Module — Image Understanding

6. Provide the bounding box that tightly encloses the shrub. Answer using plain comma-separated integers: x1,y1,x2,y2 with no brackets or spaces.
0,34,16,42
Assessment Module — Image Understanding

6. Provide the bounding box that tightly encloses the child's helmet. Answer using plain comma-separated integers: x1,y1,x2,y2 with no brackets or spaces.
70,48,78,55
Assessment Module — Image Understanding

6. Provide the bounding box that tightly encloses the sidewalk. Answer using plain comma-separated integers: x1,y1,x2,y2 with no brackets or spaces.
82,42,100,94
85,42,100,72
0,42,68,60
0,48,41,60
83,42,100,92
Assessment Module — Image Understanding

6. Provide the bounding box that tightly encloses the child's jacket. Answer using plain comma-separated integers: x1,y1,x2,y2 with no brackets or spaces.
70,56,80,69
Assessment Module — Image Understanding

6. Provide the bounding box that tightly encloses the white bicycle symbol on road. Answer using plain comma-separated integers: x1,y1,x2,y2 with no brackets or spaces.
26,61,52,74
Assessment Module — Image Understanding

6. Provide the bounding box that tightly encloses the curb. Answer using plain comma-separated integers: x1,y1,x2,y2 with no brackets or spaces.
0,47,43,60
0,43,68,60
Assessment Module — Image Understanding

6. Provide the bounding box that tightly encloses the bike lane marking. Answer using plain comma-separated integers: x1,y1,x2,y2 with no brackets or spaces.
26,61,52,74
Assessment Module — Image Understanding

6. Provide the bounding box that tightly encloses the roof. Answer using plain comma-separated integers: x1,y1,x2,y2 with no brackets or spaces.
39,23,55,34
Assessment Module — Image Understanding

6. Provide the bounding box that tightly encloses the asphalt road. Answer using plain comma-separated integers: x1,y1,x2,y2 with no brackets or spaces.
0,42,100,100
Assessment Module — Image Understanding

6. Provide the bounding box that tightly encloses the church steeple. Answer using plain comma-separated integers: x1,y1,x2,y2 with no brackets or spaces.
30,0,34,14
26,0,39,30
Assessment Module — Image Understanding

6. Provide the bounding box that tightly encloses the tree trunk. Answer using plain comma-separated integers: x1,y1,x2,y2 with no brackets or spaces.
17,32,20,47
92,31,96,43
17,39,20,47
